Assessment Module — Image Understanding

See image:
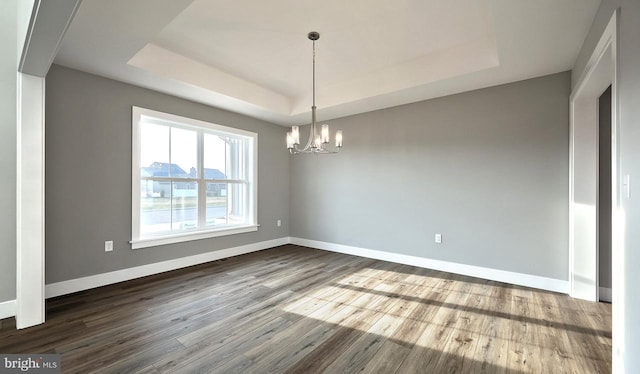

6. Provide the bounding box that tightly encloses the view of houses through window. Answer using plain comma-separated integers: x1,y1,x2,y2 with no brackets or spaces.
132,107,256,243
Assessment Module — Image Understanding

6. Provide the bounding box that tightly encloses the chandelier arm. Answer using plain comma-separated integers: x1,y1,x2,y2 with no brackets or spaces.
313,147,340,154
297,148,340,154
291,142,343,154
302,126,313,151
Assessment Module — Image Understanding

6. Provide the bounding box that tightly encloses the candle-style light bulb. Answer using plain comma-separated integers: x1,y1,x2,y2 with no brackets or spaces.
321,124,330,144
286,132,294,149
336,130,343,148
291,126,300,145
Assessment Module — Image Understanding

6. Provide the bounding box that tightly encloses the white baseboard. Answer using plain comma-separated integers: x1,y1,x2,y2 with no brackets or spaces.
44,236,570,299
599,287,612,302
45,237,290,299
0,299,17,320
290,237,569,294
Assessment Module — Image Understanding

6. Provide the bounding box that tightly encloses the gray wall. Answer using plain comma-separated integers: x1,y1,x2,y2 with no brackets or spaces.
291,72,570,281
574,1,640,371
598,86,612,290
0,0,18,302
45,65,289,284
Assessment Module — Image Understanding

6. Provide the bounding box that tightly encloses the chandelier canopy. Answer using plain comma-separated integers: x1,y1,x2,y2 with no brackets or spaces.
287,32,343,154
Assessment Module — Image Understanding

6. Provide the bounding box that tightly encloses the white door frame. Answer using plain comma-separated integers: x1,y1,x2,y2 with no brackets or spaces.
16,73,46,328
570,10,618,301
569,8,621,372
16,0,81,329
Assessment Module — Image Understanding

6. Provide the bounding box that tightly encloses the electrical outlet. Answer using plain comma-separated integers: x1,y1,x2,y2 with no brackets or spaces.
105,240,113,252
435,234,442,244
277,219,282,227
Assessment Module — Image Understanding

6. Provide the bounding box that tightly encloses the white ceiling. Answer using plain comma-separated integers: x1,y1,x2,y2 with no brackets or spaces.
54,0,600,126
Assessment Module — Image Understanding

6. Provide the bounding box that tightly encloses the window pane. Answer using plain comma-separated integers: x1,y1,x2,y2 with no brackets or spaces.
171,127,197,178
140,180,171,235
140,122,169,177
228,183,247,225
204,133,227,179
206,183,227,226
172,181,198,230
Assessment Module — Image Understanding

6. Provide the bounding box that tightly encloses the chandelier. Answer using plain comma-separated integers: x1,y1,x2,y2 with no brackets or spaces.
287,31,343,154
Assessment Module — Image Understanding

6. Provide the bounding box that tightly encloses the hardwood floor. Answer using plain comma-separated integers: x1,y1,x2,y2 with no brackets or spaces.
0,245,611,373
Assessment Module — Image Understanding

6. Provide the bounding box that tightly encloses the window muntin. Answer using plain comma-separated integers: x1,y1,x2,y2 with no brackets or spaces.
132,107,257,248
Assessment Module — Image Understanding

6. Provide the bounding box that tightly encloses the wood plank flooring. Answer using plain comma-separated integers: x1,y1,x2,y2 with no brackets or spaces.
0,245,611,373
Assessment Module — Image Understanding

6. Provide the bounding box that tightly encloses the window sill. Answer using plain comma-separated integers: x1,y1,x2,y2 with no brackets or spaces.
130,224,259,249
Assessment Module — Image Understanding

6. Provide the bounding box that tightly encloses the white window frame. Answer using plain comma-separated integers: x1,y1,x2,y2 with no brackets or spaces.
131,106,258,249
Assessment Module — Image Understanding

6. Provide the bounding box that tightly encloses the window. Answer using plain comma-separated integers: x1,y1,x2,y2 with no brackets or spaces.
131,107,257,249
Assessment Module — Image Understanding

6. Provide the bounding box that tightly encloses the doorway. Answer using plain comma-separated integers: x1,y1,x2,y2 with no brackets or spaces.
598,86,612,303
569,8,620,372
